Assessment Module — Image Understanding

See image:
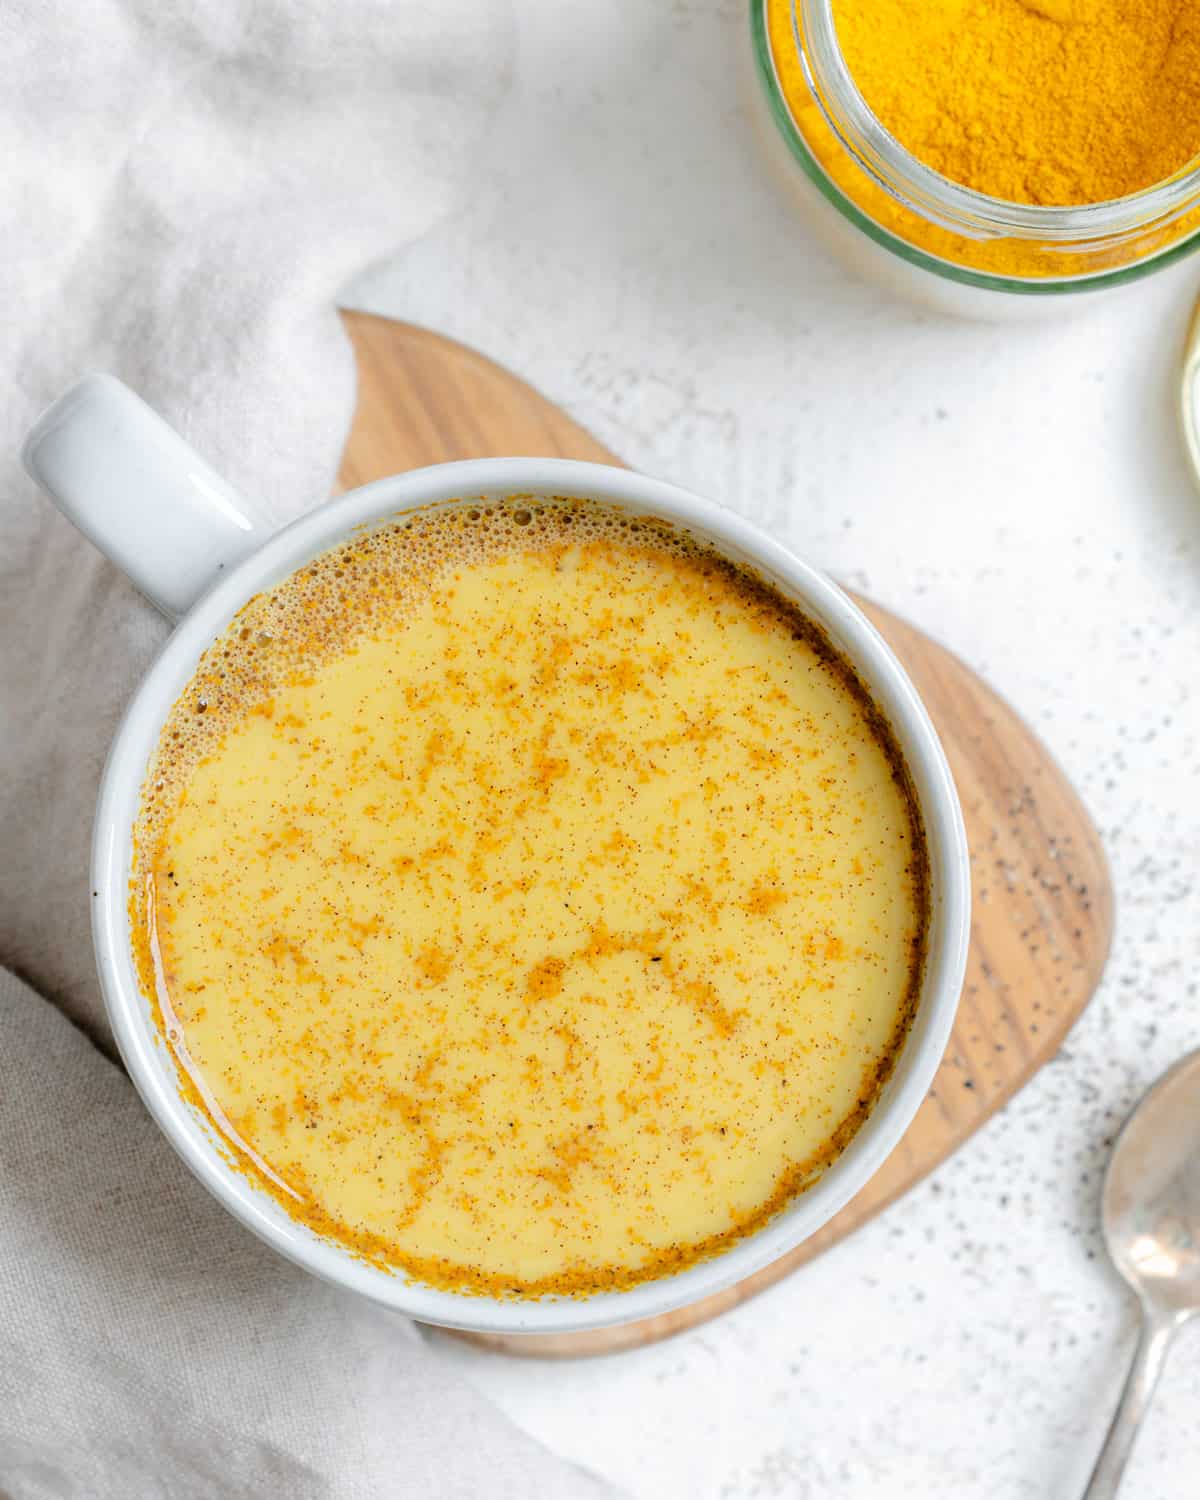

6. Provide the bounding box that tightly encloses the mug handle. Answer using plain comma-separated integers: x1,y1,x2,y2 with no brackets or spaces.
22,375,270,621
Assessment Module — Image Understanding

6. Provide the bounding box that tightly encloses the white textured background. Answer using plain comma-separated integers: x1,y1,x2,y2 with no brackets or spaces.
349,2,1200,1495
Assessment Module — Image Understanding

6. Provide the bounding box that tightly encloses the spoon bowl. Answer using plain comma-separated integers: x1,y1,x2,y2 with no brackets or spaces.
1102,1049,1200,1317
1085,1048,1200,1498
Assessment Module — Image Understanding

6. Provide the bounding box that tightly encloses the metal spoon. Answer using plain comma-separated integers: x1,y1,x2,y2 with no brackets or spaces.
1083,1048,1200,1498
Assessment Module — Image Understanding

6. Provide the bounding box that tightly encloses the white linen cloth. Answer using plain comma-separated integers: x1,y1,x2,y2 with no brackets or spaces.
0,3,618,1495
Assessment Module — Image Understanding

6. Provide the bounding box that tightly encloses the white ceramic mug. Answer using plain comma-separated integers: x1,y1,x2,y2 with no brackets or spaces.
22,374,970,1335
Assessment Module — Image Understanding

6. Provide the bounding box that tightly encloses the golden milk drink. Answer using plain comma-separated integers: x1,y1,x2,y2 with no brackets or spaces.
133,499,928,1296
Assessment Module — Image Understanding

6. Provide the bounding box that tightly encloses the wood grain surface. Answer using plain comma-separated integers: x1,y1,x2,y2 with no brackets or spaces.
337,309,1114,1357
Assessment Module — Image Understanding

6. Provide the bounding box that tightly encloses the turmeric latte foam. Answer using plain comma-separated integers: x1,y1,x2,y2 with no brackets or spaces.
132,498,929,1297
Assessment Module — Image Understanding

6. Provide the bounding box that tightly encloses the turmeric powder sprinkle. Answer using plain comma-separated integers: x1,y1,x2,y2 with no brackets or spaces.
131,497,928,1298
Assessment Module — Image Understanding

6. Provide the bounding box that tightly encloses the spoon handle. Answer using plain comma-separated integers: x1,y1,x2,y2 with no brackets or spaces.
1083,1311,1175,1500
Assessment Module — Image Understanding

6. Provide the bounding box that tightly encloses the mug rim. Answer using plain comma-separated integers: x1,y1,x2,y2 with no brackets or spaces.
92,456,970,1335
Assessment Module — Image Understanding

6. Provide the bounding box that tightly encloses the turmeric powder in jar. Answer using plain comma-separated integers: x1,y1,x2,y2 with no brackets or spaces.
835,0,1200,207
751,0,1200,305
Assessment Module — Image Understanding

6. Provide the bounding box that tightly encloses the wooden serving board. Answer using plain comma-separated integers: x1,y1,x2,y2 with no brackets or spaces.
336,310,1114,1357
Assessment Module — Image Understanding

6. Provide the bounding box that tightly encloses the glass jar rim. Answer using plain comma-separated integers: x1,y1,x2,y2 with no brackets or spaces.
793,0,1200,243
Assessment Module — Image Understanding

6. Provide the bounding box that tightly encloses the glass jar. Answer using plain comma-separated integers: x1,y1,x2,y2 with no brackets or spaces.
749,0,1200,316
